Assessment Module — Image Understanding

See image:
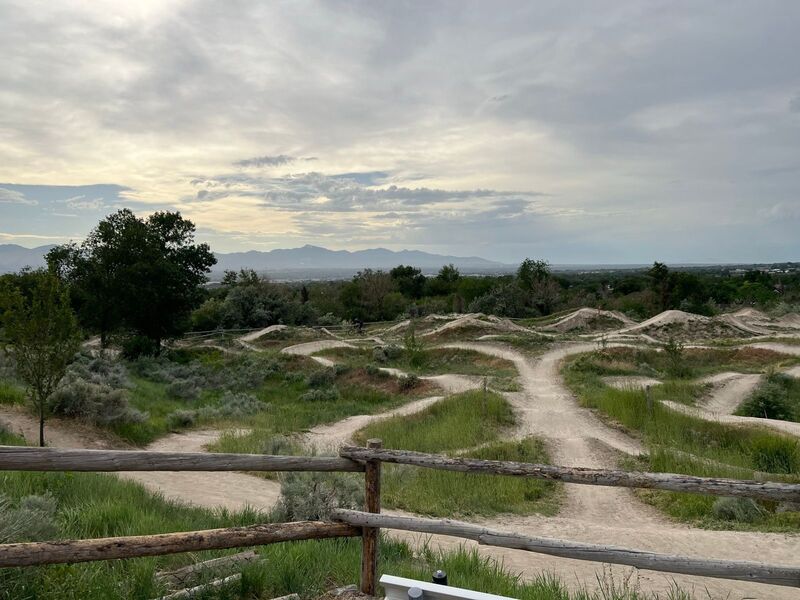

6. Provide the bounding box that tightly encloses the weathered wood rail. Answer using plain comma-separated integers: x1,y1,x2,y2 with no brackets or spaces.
0,521,359,568
0,442,798,593
0,446,363,472
340,446,800,502
332,510,800,588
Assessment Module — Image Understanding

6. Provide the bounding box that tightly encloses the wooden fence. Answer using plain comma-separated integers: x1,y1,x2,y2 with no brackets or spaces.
0,441,799,594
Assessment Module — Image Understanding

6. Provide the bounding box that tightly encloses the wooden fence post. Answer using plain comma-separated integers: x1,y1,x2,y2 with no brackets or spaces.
360,439,382,596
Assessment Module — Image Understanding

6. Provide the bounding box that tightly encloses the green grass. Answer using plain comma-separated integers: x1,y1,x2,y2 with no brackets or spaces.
571,346,798,380
381,439,561,517
736,372,800,422
318,346,518,381
564,354,800,531
648,380,710,406
354,391,560,517
0,379,25,405
210,371,425,456
354,390,514,452
113,376,222,445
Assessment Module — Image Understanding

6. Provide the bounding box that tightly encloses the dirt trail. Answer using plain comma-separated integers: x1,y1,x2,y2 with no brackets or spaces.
698,373,762,414
663,401,800,438
0,407,281,513
281,340,355,367
121,430,281,513
238,324,287,343
304,396,444,452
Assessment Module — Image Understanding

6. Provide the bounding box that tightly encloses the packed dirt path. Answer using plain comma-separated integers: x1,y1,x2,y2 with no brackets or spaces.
304,396,444,452
120,430,281,513
699,372,762,414
0,407,280,514
282,340,355,366
659,371,800,437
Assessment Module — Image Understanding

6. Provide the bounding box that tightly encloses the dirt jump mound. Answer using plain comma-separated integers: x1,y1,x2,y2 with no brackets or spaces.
540,308,636,333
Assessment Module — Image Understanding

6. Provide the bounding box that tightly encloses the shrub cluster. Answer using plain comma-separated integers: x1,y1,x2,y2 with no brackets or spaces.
50,353,146,426
398,373,420,391
165,392,267,429
275,472,363,521
372,344,403,364
711,497,765,523
130,353,281,399
299,388,340,402
0,493,58,543
737,373,799,422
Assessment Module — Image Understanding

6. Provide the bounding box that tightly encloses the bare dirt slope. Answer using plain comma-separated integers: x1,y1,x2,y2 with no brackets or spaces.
698,373,762,414
281,340,355,366
541,308,636,333
121,430,281,513
238,324,288,343
0,408,281,513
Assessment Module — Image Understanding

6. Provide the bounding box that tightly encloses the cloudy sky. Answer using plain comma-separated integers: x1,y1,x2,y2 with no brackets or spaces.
1,1,799,263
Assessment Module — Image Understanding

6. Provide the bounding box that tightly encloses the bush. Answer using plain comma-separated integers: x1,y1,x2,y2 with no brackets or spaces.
50,378,147,426
121,335,161,359
306,369,336,388
711,497,765,523
316,313,341,326
165,378,202,401
404,328,427,368
275,472,363,521
262,435,299,455
165,392,267,429
663,338,692,378
737,373,798,422
299,388,340,403
372,346,388,363
166,409,196,429
384,344,404,360
398,374,420,392
68,353,131,389
365,364,389,378
0,493,58,543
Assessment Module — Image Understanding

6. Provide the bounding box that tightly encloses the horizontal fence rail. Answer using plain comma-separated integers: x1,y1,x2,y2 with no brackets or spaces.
332,510,800,588
0,446,363,473
0,521,359,568
340,446,800,503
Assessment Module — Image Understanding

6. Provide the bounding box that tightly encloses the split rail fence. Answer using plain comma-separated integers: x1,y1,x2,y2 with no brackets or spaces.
1,440,799,594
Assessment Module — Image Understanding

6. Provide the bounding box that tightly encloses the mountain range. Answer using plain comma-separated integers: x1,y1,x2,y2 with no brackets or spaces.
0,243,509,277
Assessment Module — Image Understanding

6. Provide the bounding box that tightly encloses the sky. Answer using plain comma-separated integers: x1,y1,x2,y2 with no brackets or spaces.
1,1,799,264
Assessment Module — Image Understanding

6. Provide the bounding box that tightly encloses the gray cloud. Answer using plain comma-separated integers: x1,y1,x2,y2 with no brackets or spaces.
234,155,302,168
0,2,799,262
0,187,36,205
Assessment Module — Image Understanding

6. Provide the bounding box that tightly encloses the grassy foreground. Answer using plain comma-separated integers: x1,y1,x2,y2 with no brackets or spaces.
563,350,800,531
1,427,686,600
354,391,560,517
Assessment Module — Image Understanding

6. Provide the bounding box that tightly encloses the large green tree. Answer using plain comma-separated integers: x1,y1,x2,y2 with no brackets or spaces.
48,209,216,352
0,272,81,446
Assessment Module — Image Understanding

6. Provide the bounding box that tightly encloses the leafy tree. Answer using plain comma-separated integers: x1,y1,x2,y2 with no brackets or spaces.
390,265,426,298
517,258,550,291
516,259,559,315
0,272,80,446
437,264,460,284
647,261,671,311
48,209,216,353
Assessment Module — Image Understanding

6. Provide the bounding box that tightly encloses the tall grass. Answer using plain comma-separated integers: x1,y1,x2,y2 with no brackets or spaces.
354,390,514,452
564,354,800,531
0,380,25,405
354,391,559,517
